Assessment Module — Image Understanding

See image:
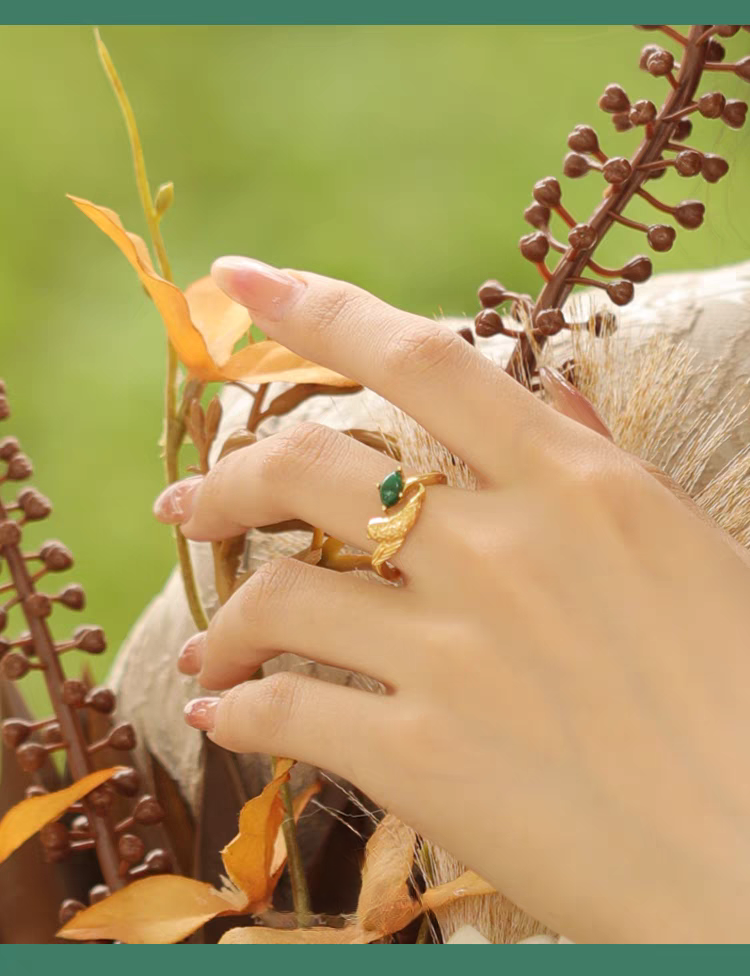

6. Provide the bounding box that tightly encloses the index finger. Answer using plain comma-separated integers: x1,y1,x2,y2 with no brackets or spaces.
211,256,568,484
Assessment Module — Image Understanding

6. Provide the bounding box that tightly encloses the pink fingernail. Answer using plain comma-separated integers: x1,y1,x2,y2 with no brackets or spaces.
153,476,202,524
178,633,206,676
211,256,305,322
184,697,219,731
539,367,613,440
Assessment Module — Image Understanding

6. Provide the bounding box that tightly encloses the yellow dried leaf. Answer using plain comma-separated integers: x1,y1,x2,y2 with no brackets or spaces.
357,814,418,935
67,196,220,381
221,757,294,909
421,870,496,911
69,198,356,389
219,925,365,944
0,766,124,865
58,874,245,944
184,276,253,368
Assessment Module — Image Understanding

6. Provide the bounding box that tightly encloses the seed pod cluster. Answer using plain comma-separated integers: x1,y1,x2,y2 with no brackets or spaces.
0,383,172,921
473,25,749,385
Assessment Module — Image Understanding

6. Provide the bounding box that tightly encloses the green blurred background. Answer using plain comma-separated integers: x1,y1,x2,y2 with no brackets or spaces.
0,26,748,712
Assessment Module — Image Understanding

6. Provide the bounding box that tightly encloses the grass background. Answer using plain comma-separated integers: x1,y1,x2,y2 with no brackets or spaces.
0,25,748,712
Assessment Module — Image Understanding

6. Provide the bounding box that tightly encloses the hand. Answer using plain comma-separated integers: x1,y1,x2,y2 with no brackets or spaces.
154,257,750,943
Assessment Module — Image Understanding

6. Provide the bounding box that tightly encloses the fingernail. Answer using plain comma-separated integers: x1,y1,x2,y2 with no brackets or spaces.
184,697,219,732
538,367,613,441
178,633,206,676
211,256,305,322
153,476,202,524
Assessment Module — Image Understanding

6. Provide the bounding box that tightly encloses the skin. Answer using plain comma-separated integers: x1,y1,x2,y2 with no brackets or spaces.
154,256,750,943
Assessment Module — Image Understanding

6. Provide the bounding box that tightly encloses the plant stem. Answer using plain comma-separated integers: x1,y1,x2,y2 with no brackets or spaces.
96,29,207,631
278,777,313,926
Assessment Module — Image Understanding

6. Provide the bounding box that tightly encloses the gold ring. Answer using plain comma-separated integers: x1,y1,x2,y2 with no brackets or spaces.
366,467,447,580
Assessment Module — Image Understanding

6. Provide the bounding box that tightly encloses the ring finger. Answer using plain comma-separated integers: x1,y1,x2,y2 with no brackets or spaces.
156,422,461,576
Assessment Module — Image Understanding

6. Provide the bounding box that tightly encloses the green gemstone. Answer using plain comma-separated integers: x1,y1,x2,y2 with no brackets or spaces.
379,469,404,508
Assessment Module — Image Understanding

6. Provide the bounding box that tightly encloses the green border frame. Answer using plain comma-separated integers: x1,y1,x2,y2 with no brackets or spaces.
1,6,749,24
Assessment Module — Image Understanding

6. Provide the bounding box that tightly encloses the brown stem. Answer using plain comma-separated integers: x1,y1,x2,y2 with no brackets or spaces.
246,384,270,432
0,494,123,892
507,26,713,383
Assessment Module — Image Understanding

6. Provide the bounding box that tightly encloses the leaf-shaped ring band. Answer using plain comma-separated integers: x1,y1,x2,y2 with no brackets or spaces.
366,468,447,581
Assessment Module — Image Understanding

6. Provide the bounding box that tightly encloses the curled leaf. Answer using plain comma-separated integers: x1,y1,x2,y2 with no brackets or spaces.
421,870,496,912
222,757,294,908
58,874,245,945
0,766,125,864
357,814,417,935
67,200,356,388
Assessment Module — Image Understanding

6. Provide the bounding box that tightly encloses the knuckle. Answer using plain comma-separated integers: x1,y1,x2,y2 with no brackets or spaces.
253,671,303,742
307,287,365,339
241,558,302,623
261,422,343,485
381,324,464,379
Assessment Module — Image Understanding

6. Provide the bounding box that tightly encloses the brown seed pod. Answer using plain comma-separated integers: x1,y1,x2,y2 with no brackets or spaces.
523,202,551,228
0,436,19,459
734,56,750,82
112,767,141,797
599,83,629,113
87,783,115,814
646,48,674,76
17,488,52,521
2,651,30,680
16,742,47,772
568,223,597,249
477,279,507,308
73,625,107,654
674,200,705,229
672,118,693,141
108,722,136,751
474,309,504,337
57,583,86,610
563,152,591,178
59,900,86,926
118,833,146,865
647,224,677,252
133,795,165,826
602,157,632,184
612,112,633,132
0,520,22,547
629,99,656,125
675,150,703,176
143,849,172,874
532,176,562,208
701,153,729,183
567,124,599,153
24,592,52,619
723,99,748,128
534,308,566,336
698,92,726,118
88,885,111,905
87,686,116,714
39,541,73,571
606,281,635,306
39,722,64,746
621,256,653,283
40,821,69,852
6,454,32,480
62,678,88,707
1,718,32,748
519,231,550,262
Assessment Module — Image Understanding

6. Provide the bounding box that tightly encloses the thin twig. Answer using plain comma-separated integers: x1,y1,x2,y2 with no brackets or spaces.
96,29,207,631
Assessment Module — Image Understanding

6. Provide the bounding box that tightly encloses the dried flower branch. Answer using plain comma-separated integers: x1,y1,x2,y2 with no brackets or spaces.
475,25,749,386
0,383,172,922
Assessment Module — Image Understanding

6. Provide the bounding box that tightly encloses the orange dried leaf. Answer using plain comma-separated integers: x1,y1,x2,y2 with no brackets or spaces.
421,870,496,912
222,341,356,388
184,276,253,368
68,196,220,381
58,874,246,944
357,814,418,935
221,757,294,908
0,766,124,865
219,925,365,945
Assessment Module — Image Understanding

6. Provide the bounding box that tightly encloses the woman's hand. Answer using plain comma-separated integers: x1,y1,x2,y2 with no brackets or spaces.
154,257,750,943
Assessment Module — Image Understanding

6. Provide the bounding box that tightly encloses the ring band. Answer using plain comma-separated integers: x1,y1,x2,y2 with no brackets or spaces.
367,467,447,580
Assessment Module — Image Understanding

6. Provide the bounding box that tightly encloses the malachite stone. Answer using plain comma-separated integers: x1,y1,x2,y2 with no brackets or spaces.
379,469,404,508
